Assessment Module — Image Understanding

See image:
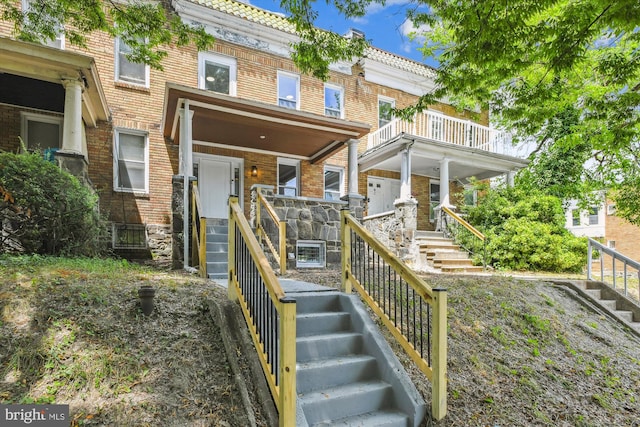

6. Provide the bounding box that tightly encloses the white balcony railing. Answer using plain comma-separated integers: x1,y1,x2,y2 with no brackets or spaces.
367,111,511,154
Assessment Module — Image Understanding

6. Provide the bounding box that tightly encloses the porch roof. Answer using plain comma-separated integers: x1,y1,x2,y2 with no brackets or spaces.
162,83,370,163
0,37,110,127
359,133,529,182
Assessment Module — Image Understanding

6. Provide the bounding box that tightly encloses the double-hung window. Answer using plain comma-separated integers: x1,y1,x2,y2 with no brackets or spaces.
22,0,65,49
115,37,149,87
278,158,299,196
324,84,344,118
114,129,148,193
278,72,300,109
324,166,344,200
198,53,237,95
588,207,599,225
378,96,394,128
20,112,63,152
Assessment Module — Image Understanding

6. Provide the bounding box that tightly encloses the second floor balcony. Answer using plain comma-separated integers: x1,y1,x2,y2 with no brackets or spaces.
368,110,512,155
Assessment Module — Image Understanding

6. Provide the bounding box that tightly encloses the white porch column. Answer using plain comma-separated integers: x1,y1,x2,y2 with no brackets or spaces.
399,144,412,201
506,170,515,187
180,101,194,270
60,78,84,156
439,157,451,206
346,138,359,196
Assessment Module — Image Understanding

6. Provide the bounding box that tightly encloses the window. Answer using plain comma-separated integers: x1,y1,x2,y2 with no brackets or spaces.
112,223,147,249
324,166,344,200
277,72,300,109
198,53,237,95
588,207,599,225
22,0,65,49
378,96,394,128
296,241,326,268
429,181,440,222
20,112,62,151
571,209,580,226
114,129,148,193
607,204,616,215
608,240,616,249
324,84,343,118
278,158,299,196
115,37,149,86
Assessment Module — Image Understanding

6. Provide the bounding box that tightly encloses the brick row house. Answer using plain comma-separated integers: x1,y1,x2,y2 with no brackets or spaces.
0,0,528,270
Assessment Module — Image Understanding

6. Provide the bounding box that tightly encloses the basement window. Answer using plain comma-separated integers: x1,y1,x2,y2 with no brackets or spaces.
112,223,147,249
296,241,326,268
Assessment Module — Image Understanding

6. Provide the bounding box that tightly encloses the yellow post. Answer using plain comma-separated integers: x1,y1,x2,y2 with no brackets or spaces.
431,288,448,420
279,297,297,427
199,218,207,278
340,208,352,294
228,196,238,301
279,221,287,274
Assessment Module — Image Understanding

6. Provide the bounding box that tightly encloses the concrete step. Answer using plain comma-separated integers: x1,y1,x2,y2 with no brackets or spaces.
207,233,228,243
420,243,461,252
298,381,394,426
295,293,342,314
297,354,378,394
600,299,618,311
296,332,363,362
614,310,634,323
206,251,227,262
584,289,602,299
206,261,227,275
441,265,484,273
206,225,228,234
312,410,410,427
433,251,471,260
206,241,228,252
297,312,351,337
415,230,443,239
434,258,475,267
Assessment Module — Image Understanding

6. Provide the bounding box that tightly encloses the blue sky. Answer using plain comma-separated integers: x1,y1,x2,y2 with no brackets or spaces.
244,0,438,68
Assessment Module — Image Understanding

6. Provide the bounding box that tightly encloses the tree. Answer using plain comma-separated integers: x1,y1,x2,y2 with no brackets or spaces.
0,0,214,70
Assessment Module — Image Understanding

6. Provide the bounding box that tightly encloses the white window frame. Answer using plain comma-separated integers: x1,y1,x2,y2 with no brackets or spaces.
22,0,65,49
429,179,440,222
324,165,344,200
277,157,300,197
277,71,300,110
378,96,395,128
607,240,616,250
20,112,63,151
296,240,326,268
115,36,150,87
588,207,599,225
607,204,616,215
324,83,344,118
113,129,149,194
198,52,237,96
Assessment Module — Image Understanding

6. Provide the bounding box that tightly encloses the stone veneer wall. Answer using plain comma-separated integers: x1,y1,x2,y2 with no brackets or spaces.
251,185,363,269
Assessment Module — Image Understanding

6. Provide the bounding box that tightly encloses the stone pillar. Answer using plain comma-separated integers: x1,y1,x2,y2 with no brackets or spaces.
172,175,186,270
399,144,413,202
60,78,84,156
393,198,419,266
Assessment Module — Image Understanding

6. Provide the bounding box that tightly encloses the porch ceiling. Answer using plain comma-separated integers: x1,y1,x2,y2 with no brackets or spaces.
162,83,370,163
0,37,110,127
359,134,529,183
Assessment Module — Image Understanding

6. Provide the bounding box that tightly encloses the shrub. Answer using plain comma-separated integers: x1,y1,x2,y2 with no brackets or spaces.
0,151,105,256
462,186,587,272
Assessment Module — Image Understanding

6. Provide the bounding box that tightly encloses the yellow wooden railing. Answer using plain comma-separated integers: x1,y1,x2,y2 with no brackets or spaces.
255,191,287,274
191,182,207,278
341,208,448,420
441,205,486,267
228,196,297,426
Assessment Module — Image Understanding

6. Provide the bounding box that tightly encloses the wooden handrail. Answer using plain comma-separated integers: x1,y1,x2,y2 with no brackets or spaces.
257,191,287,274
441,205,485,241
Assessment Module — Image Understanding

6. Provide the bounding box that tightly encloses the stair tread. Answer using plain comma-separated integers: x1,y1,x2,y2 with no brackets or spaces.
310,410,409,427
297,380,392,402
298,353,376,370
297,331,362,343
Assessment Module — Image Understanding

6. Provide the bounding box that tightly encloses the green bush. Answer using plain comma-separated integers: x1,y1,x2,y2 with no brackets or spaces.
0,151,105,256
462,186,587,272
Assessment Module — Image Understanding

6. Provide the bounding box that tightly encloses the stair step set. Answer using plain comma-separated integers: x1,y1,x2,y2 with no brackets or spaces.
206,219,228,279
293,292,425,427
418,231,483,273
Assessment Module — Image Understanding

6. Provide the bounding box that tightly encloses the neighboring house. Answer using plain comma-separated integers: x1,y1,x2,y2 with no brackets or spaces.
566,199,640,264
0,0,527,269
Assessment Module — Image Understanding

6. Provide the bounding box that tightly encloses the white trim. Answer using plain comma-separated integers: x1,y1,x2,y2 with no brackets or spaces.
114,37,150,88
192,152,244,208
277,157,300,196
20,112,63,151
323,165,345,200
378,95,395,128
296,240,326,268
277,70,300,110
113,128,149,194
324,83,344,119
363,57,437,97
194,140,308,161
198,52,237,96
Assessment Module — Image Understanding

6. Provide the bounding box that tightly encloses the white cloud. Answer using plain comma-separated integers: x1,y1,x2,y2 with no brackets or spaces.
365,0,410,15
399,18,430,43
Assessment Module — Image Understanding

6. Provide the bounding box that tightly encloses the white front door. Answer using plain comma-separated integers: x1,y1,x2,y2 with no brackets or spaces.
367,176,401,215
197,157,241,219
